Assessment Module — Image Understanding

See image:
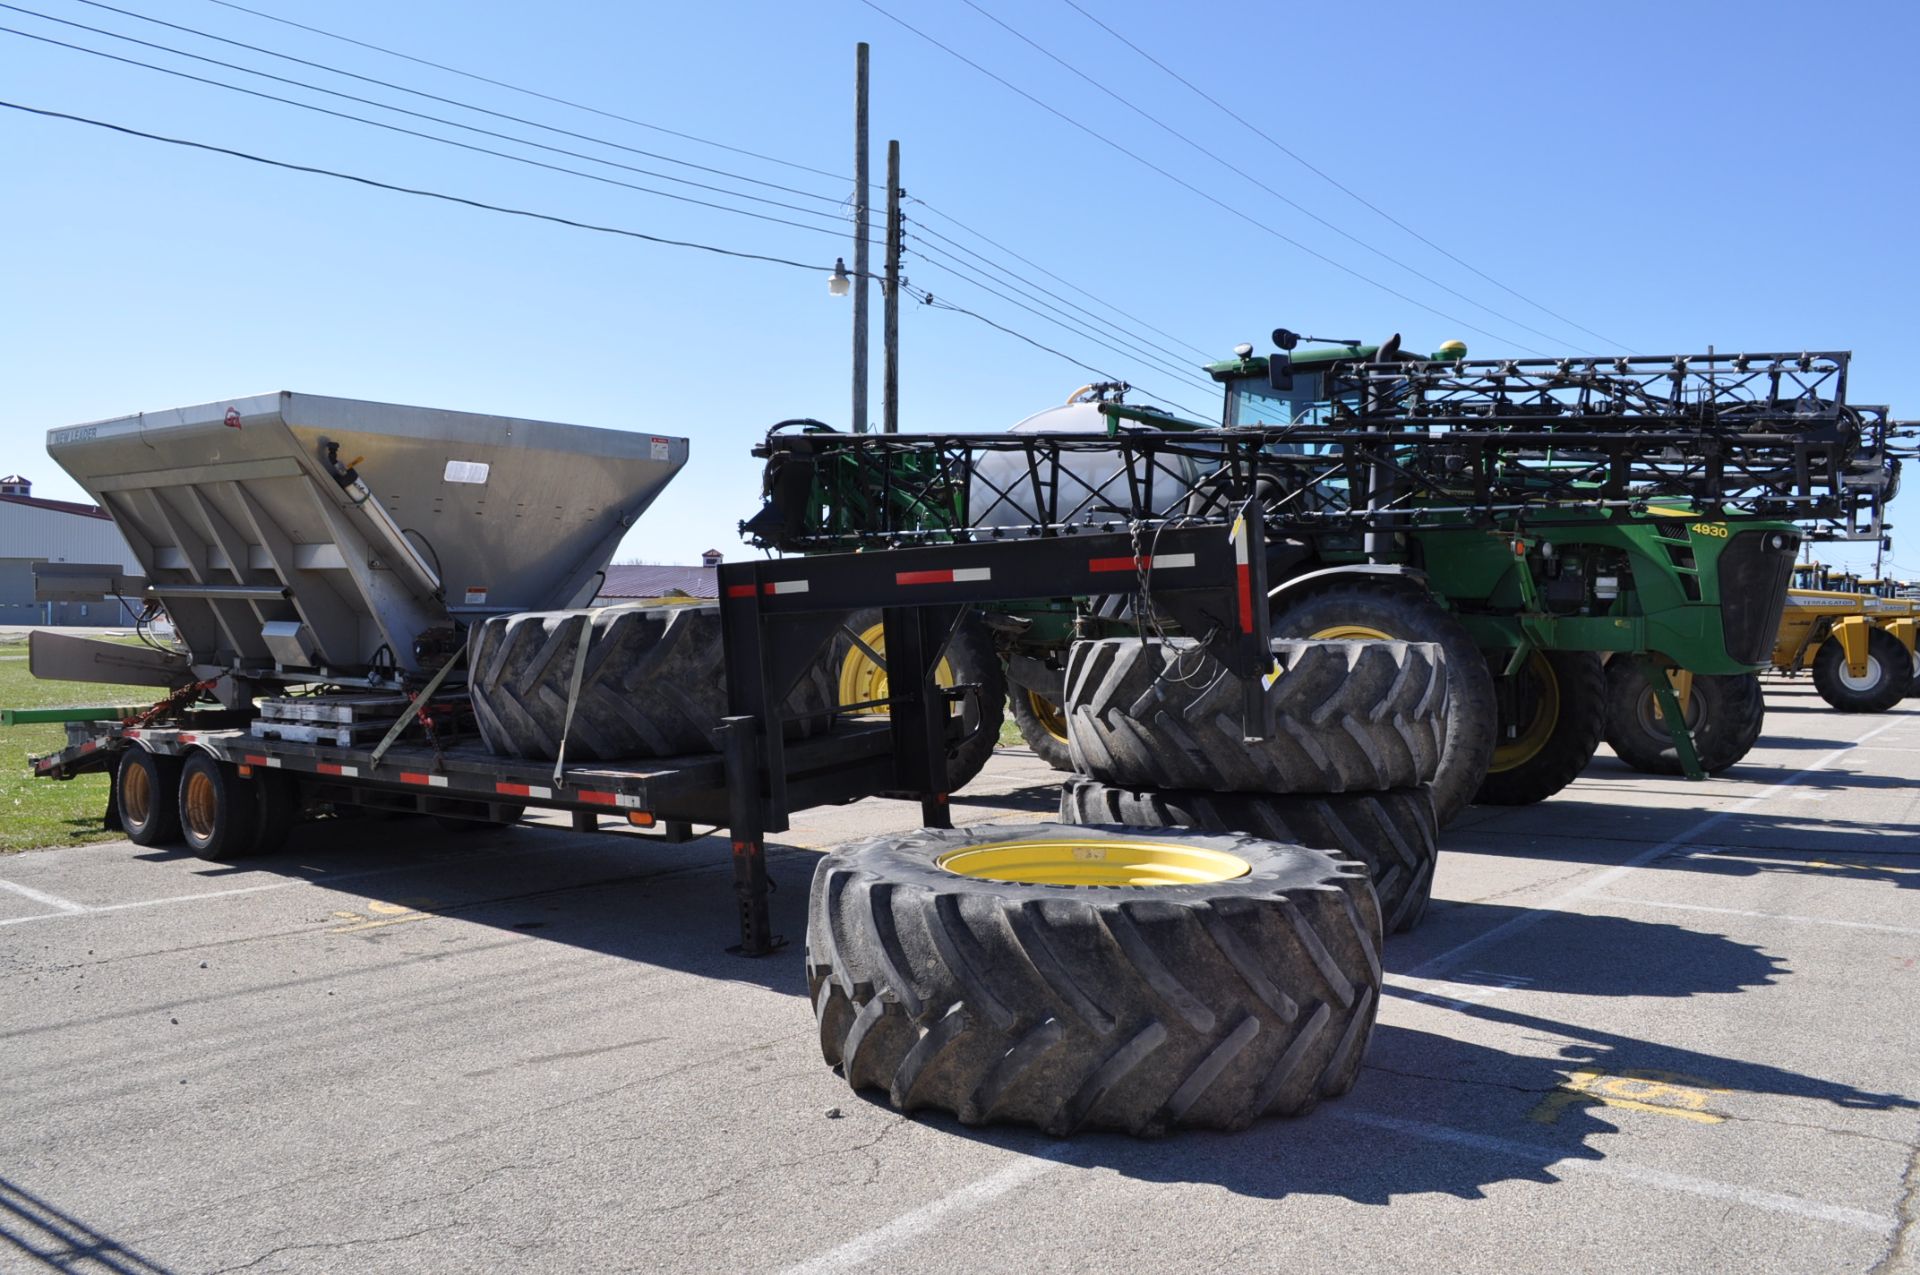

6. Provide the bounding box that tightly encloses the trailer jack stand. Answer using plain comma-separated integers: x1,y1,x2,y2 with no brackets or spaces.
1634,655,1706,781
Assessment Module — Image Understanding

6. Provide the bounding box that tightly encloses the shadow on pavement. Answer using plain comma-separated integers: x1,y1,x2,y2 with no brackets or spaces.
0,1176,176,1273
122,814,817,999
951,782,1066,816
1385,988,1920,1116
1446,794,1918,886
848,1023,1617,1205
867,997,1916,1204
1387,902,1788,996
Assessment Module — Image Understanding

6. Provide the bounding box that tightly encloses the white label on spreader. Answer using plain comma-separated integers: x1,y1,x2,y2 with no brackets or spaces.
444,459,491,484
651,437,671,461
464,587,488,605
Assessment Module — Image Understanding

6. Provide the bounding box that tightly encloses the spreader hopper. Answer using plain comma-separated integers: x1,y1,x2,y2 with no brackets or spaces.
47,391,687,687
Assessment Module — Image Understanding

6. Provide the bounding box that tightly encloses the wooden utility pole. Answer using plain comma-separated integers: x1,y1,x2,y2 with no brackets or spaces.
883,139,901,434
851,43,871,434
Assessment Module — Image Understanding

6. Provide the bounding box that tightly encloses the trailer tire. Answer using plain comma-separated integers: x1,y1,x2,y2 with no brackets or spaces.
117,748,182,847
250,769,300,856
1058,777,1436,932
829,610,1007,792
1267,583,1493,826
178,753,260,861
470,603,834,762
1474,651,1607,806
1603,664,1767,775
1008,686,1074,771
1811,628,1913,712
1064,637,1447,795
807,823,1382,1135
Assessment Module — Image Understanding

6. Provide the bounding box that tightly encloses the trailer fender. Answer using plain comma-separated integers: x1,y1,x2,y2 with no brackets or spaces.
1267,563,1429,603
1834,614,1873,678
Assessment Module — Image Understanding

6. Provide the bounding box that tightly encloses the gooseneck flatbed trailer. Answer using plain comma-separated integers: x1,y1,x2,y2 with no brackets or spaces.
27,393,1276,953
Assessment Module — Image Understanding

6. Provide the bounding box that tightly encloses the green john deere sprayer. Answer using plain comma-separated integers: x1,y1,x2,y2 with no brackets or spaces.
743,341,1898,824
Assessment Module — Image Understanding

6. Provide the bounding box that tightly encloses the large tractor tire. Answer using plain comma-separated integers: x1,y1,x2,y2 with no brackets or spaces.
116,748,182,847
1811,627,1913,712
1064,636,1447,795
1268,583,1494,827
1474,651,1607,806
1603,664,1766,775
1008,685,1073,771
1059,777,1436,933
807,823,1382,1136
830,609,1006,792
470,603,834,762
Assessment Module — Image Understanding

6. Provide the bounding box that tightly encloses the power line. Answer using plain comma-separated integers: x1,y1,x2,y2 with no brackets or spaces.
8,6,1221,396
74,0,1225,392
196,0,861,189
956,0,1595,354
56,0,851,207
0,99,839,272
0,98,1211,417
44,0,1222,372
906,239,1218,394
1055,0,1630,351
907,199,1217,362
906,216,1205,369
907,284,1210,420
0,21,855,242
859,0,1556,356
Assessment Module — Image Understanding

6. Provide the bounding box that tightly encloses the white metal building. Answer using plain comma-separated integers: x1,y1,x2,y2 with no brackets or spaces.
0,476,142,626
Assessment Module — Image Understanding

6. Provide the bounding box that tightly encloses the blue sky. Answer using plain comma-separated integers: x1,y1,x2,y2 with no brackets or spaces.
4,0,1915,577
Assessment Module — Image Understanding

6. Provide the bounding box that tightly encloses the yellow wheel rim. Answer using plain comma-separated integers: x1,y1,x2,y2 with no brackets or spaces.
1489,651,1559,772
1026,689,1069,743
938,835,1251,886
182,767,218,840
121,757,152,826
837,622,955,717
1309,623,1394,641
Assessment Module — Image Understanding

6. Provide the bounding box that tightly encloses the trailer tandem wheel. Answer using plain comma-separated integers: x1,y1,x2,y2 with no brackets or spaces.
808,824,1382,1135
117,748,183,847
178,752,260,862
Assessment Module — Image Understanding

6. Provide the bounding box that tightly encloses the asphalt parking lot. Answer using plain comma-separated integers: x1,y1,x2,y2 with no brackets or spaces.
1,678,1915,1274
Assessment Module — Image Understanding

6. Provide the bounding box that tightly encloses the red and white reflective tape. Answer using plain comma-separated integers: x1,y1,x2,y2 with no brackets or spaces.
123,729,141,739
495,781,554,800
725,579,811,598
399,771,449,788
315,762,360,777
1231,517,1254,634
177,733,197,744
578,789,643,809
896,566,992,586
1087,552,1197,573
242,754,283,768
78,741,98,755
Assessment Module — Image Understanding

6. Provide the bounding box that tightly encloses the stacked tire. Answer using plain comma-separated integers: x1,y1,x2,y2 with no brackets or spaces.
469,602,834,761
805,635,1446,1137
1059,636,1447,935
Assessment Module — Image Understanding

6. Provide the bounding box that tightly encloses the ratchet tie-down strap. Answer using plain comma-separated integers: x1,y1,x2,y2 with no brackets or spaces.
552,613,593,789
